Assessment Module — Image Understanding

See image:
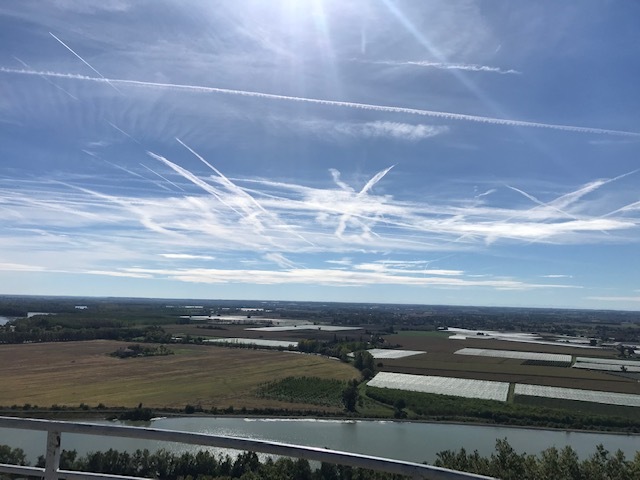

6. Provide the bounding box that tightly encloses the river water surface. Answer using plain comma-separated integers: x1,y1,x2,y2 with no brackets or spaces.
1,417,639,464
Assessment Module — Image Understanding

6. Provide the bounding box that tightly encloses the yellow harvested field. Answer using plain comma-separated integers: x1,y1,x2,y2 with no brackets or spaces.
0,341,358,410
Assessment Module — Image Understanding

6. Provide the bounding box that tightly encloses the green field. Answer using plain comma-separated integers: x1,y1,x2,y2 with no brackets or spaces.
256,376,347,408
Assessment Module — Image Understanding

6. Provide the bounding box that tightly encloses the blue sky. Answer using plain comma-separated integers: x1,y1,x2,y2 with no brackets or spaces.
1,1,639,309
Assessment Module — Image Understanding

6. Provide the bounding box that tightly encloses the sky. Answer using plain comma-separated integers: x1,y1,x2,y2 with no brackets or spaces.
0,1,639,310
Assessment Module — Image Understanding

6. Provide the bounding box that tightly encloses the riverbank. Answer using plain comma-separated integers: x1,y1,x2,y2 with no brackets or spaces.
3,415,640,467
2,406,639,438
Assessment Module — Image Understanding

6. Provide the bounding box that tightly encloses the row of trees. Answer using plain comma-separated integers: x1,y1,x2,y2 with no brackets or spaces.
3,440,638,480
342,350,377,412
435,439,640,480
297,338,370,361
0,323,171,344
110,344,173,359
0,446,408,480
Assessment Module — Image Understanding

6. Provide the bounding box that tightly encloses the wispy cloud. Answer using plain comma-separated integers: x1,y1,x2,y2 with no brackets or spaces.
586,296,640,303
0,262,46,272
264,253,298,269
159,253,215,260
0,156,637,294
2,163,638,256
355,59,521,75
115,265,577,290
292,119,448,141
325,258,353,266
2,67,639,137
475,189,496,199
354,261,464,276
338,121,448,141
86,270,153,279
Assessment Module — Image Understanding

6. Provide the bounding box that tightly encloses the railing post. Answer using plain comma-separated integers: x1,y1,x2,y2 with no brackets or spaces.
44,430,61,480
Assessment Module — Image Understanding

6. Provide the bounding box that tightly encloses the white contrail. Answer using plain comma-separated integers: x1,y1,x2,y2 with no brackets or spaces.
336,165,394,237
140,163,186,192
176,138,264,212
549,169,639,211
329,168,354,192
409,61,521,75
354,59,521,75
146,151,241,215
361,165,395,195
603,200,640,217
176,138,314,246
13,56,78,100
1,67,639,137
108,121,143,145
506,185,578,220
48,33,121,94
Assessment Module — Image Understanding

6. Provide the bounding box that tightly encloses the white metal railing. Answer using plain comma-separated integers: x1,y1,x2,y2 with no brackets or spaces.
0,416,494,480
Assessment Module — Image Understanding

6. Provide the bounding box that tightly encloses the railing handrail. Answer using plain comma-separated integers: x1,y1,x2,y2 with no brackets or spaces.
0,416,494,480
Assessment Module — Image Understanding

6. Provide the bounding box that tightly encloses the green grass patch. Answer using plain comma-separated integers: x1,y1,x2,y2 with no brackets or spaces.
256,377,347,407
365,385,640,432
513,394,640,421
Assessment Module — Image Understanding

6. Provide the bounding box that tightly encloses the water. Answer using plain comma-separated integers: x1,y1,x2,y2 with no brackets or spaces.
0,312,53,325
1,417,639,465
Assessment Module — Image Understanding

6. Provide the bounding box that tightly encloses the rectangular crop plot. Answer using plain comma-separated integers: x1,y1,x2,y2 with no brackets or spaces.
573,362,640,373
455,348,571,364
204,338,298,348
367,372,509,401
247,325,362,332
349,349,425,359
575,357,640,366
514,384,640,408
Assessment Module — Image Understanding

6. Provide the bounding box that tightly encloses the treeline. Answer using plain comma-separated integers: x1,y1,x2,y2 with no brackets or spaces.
366,387,640,433
297,338,369,360
435,438,640,480
3,440,639,480
110,344,173,359
0,321,171,344
0,446,408,480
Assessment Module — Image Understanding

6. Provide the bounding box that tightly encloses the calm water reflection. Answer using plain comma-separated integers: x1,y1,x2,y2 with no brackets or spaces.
1,417,639,464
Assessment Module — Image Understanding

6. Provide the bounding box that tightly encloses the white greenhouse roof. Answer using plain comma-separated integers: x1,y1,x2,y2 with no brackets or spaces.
514,384,640,408
455,348,571,363
367,372,509,402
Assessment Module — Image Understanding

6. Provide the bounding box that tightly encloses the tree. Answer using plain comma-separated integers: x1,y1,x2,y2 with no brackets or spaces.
393,398,407,419
0,445,28,466
341,384,358,412
353,350,375,374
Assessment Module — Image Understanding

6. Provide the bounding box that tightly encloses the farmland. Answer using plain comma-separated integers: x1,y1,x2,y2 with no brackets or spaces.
257,377,346,407
204,337,298,348
367,372,509,401
1,296,639,431
0,340,358,411
454,347,571,364
378,330,640,395
514,384,640,408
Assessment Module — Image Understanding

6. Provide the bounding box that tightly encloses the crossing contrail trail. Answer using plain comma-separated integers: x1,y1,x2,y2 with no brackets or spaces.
13,56,78,100
2,66,639,137
336,165,395,237
48,33,121,94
